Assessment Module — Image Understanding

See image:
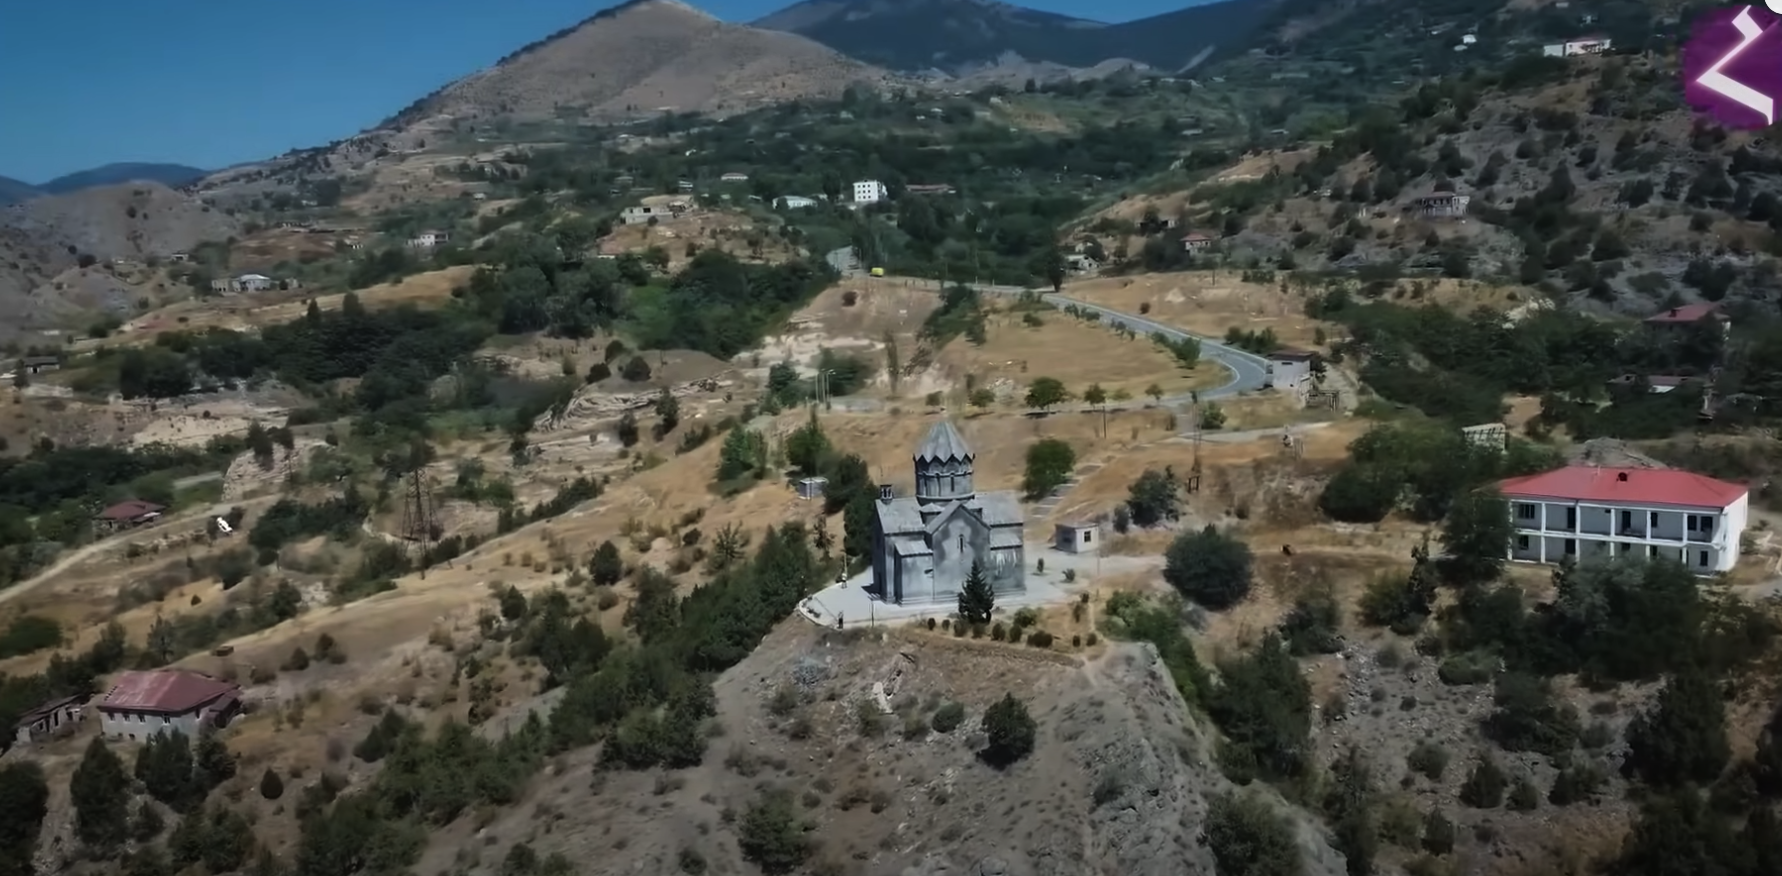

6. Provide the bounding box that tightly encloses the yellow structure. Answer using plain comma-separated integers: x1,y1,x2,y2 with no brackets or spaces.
869,267,885,277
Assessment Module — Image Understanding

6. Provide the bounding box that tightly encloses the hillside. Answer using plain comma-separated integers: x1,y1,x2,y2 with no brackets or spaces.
1082,51,1776,315
0,182,238,337
756,0,1277,75
0,176,41,207
387,0,900,128
37,162,209,195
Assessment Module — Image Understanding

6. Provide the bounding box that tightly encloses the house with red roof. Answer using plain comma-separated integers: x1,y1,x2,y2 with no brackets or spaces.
1644,302,1730,336
97,670,241,743
93,499,165,534
1498,466,1748,574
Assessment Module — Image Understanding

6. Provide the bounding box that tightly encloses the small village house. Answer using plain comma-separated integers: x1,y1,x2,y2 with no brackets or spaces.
97,670,242,743
1644,302,1730,335
1501,466,1748,574
1053,521,1099,554
1461,423,1508,452
1266,348,1316,391
1606,374,1706,395
407,230,450,249
620,205,669,226
93,499,166,534
775,195,818,209
904,184,955,196
1181,233,1216,252
1413,193,1471,218
13,695,85,746
1543,35,1612,56
15,356,58,375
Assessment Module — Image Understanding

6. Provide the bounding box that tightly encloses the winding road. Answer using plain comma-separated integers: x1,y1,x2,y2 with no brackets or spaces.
824,248,1272,404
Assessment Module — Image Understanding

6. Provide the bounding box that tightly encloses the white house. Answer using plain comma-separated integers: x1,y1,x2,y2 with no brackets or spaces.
408,230,450,249
1265,348,1315,392
1543,35,1612,57
719,172,750,183
852,180,889,205
775,195,818,209
1499,466,1748,574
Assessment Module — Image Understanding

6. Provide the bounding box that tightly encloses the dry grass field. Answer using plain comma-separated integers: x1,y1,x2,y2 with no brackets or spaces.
95,266,476,344
936,307,1226,401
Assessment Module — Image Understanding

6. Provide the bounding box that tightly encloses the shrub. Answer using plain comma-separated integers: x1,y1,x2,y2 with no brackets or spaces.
1459,755,1507,808
1507,776,1541,811
1407,740,1449,781
1204,792,1303,876
990,622,1006,641
736,789,809,873
1163,525,1254,610
931,702,965,734
1027,630,1054,648
980,694,1037,767
259,768,284,800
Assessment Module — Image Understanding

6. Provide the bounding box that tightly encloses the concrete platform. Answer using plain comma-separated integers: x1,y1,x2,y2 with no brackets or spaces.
797,542,1163,629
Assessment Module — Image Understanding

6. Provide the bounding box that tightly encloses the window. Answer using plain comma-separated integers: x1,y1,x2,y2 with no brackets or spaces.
957,534,963,551
1650,511,1660,526
1515,503,1537,520
1516,535,1529,550
1649,545,1658,557
1564,539,1576,556
1083,531,1092,543
1699,550,1709,567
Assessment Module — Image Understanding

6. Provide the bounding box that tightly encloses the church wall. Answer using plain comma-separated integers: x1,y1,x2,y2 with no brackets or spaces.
986,541,1026,594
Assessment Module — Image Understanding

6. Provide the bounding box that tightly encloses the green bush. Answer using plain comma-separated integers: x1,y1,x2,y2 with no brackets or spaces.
930,702,966,734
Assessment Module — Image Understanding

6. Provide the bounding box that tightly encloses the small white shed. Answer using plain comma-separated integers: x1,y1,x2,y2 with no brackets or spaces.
1053,521,1099,554
796,477,829,500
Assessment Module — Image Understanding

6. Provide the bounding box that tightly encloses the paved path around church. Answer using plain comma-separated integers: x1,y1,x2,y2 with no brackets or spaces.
798,541,1164,630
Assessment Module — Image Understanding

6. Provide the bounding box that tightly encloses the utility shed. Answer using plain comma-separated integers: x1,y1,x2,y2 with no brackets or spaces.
796,477,828,500
1054,521,1099,554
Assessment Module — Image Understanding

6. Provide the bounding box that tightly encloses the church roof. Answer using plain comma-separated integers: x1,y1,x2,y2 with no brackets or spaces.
915,419,973,463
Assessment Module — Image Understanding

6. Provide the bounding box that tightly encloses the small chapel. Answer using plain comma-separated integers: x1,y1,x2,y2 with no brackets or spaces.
869,420,1027,606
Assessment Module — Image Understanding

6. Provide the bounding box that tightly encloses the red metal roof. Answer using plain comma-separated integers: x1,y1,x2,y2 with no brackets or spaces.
95,500,165,521
1499,466,1746,508
101,671,239,714
1645,303,1721,323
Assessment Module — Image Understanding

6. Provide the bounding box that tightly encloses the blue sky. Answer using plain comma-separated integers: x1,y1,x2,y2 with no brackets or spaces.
0,0,1206,183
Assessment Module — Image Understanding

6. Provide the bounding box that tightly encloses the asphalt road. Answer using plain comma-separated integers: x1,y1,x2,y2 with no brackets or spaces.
823,249,1272,403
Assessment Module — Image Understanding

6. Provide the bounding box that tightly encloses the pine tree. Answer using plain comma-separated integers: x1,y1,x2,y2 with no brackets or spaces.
260,767,283,801
980,693,1037,767
589,540,624,587
1459,753,1507,809
957,560,995,626
1324,747,1379,876
72,737,130,849
1626,667,1729,787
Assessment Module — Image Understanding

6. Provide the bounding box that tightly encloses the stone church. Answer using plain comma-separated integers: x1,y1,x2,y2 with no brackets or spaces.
870,420,1026,606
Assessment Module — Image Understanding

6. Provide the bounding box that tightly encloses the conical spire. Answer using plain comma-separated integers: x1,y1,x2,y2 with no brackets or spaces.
914,419,973,464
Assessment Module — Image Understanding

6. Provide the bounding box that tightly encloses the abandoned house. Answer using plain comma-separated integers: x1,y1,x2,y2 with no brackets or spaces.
1413,193,1471,218
13,695,85,746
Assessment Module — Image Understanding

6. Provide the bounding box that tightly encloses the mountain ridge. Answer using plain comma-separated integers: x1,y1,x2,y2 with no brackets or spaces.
753,0,1280,74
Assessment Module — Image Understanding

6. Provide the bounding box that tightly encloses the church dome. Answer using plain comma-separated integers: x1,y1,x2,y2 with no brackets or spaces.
914,420,975,504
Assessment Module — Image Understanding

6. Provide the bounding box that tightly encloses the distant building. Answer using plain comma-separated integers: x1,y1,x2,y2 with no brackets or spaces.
1413,193,1471,218
620,205,670,226
1606,374,1707,394
852,180,889,205
94,499,166,533
1543,35,1611,56
15,356,58,375
1181,232,1216,251
1064,253,1099,273
97,671,242,743
408,230,450,249
676,180,695,193
904,184,955,196
1461,423,1507,452
870,421,1025,606
1645,303,1729,335
719,172,750,183
775,195,818,209
1501,466,1747,574
13,695,85,746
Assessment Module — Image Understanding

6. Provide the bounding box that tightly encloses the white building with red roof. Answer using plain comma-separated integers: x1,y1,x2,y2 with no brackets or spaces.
1499,466,1748,574
97,670,242,743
